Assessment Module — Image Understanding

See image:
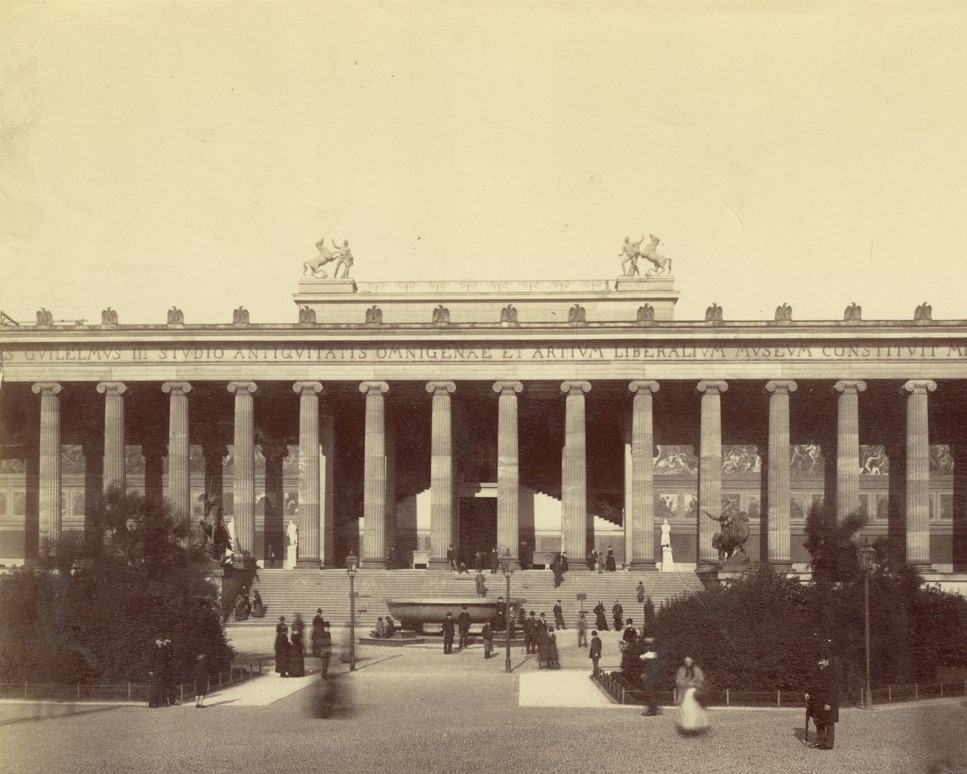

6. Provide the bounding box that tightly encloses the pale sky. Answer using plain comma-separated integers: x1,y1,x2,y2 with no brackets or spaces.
2,1,967,325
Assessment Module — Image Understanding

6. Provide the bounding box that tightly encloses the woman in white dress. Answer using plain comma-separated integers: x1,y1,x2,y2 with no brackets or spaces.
675,656,710,735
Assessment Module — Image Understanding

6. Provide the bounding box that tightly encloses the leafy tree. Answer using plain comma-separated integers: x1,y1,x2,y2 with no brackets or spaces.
0,487,232,684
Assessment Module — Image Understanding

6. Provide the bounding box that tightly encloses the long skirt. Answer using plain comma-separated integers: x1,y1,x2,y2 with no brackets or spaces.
676,687,711,735
289,647,305,677
595,612,608,630
275,639,290,675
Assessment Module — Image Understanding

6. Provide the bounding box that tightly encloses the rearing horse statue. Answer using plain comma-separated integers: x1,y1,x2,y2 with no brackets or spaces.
640,234,673,276
703,509,750,562
303,238,335,278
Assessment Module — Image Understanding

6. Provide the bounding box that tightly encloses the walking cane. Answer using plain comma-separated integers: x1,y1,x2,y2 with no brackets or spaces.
803,702,811,747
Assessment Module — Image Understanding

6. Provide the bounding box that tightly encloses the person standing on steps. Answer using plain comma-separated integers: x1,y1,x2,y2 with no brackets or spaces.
442,612,455,654
553,599,566,630
594,600,608,631
636,581,645,604
577,611,588,647
612,600,624,632
490,546,499,574
605,545,617,572
447,544,457,572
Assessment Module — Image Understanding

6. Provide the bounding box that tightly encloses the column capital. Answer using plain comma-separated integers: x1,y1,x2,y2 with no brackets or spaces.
293,381,323,396
162,381,192,395
96,381,127,396
629,380,659,395
560,380,591,395
227,381,257,396
697,380,728,394
834,380,867,394
765,380,797,394
426,381,456,395
260,437,290,462
359,381,389,396
493,380,523,395
902,380,937,395
31,382,62,395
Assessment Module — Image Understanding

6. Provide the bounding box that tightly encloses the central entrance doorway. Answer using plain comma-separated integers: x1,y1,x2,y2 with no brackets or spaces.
458,496,497,567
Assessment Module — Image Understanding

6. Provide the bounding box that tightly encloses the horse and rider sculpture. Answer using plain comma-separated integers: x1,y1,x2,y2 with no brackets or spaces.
703,508,751,564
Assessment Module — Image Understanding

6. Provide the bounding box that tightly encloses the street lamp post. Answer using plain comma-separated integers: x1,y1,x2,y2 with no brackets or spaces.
501,550,513,674
857,538,875,709
346,551,358,672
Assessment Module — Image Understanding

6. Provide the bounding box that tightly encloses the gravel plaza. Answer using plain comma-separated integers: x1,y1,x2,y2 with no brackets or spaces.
1,626,965,774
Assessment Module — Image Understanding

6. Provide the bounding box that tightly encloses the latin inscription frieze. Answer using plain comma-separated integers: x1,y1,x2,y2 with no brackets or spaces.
2,343,967,366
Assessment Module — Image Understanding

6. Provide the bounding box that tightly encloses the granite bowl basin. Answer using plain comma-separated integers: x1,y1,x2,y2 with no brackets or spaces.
385,597,527,630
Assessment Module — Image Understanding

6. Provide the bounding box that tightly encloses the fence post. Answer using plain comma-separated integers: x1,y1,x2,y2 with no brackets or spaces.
888,685,892,702
621,688,626,705
726,687,730,707
777,689,781,708
941,682,944,697
915,683,919,700
77,683,80,700
180,684,184,703
23,681,27,699
127,682,132,701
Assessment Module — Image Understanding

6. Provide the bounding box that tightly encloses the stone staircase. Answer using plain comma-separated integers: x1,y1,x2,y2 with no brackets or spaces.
240,568,704,630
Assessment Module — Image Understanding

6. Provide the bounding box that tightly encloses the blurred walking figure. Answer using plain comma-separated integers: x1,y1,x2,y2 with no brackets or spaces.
482,621,494,659
589,630,602,676
536,614,549,668
311,608,327,656
546,627,560,669
447,544,457,572
675,656,710,735
289,615,306,677
612,600,624,632
458,606,472,650
475,570,487,597
291,613,306,654
193,655,208,708
636,581,645,604
577,612,588,647
318,622,332,678
605,546,617,572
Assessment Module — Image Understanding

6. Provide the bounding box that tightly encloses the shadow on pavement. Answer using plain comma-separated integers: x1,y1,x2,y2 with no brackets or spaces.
0,703,127,727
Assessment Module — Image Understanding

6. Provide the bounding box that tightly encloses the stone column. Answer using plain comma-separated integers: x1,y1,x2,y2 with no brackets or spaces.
294,382,323,568
96,382,127,493
561,381,591,562
765,380,797,569
360,382,389,567
494,381,523,566
834,380,866,521
162,382,192,530
697,381,728,568
427,382,456,568
629,381,659,569
32,382,62,557
227,382,257,562
320,411,335,568
904,380,936,566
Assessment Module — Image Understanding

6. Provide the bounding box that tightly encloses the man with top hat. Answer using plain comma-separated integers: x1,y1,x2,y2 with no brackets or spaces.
442,612,455,654
806,656,840,749
458,606,472,650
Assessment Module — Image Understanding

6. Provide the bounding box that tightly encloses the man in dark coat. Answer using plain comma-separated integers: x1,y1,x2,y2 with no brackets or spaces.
536,615,549,668
311,609,327,657
552,558,564,588
640,637,660,715
495,596,507,632
553,600,566,630
447,544,457,572
806,657,840,749
318,622,332,678
490,547,499,574
605,546,617,572
160,639,176,705
442,612,455,654
524,611,537,654
474,550,483,573
147,638,165,708
560,551,569,573
458,606,472,650
589,630,603,676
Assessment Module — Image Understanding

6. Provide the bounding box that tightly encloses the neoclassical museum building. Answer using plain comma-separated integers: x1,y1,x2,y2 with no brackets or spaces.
1,270,966,590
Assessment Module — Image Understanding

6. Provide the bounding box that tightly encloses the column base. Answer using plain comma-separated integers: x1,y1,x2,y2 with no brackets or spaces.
428,558,454,571
630,560,659,571
296,558,321,569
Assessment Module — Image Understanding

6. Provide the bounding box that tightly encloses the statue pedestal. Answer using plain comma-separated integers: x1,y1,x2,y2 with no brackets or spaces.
659,545,675,573
614,276,676,292
296,278,358,295
285,545,298,570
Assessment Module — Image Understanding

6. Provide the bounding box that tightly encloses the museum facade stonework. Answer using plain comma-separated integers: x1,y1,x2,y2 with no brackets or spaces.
1,277,965,585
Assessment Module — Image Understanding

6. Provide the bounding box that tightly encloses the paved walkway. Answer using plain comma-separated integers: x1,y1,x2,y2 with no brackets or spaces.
518,669,616,708
197,668,320,707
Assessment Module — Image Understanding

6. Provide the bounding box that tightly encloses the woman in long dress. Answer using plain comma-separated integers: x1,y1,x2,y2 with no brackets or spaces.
274,617,290,677
546,627,560,669
675,656,710,735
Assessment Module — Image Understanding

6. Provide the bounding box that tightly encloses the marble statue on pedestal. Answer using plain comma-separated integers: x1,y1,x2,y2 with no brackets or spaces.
659,519,675,572
620,237,644,277
286,519,299,569
640,234,672,276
